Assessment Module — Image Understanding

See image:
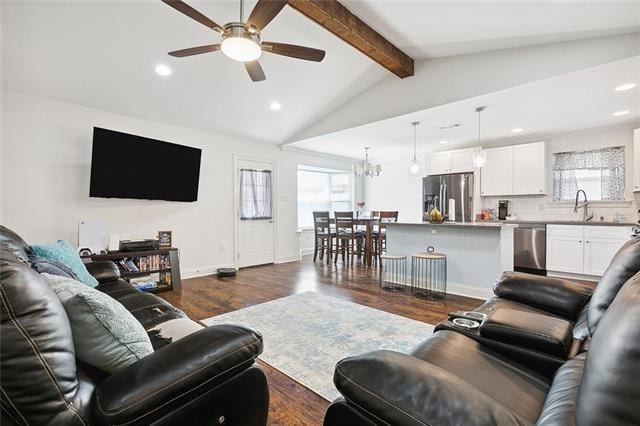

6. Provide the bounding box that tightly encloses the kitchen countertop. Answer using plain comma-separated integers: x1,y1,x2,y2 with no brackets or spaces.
389,221,513,229
476,219,639,227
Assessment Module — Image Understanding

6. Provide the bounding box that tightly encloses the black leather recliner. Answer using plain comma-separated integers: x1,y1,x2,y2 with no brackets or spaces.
433,236,640,376
324,270,640,426
0,226,270,425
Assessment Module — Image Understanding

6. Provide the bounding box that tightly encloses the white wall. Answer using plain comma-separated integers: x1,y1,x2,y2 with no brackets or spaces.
480,124,640,222
365,124,640,223
1,91,360,277
364,157,425,222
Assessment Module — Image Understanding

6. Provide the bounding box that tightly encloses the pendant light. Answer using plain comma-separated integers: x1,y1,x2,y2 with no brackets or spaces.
353,147,382,177
409,121,421,174
472,106,487,168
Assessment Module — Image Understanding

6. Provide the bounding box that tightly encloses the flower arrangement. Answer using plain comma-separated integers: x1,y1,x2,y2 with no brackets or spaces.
356,201,366,218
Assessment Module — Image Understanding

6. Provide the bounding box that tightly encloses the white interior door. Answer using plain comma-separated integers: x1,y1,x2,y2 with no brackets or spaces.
236,159,275,268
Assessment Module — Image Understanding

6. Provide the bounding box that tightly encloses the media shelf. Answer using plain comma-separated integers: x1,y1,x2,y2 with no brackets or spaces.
89,248,182,293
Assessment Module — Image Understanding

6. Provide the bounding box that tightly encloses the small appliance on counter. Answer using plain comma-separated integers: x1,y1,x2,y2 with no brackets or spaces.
498,200,509,220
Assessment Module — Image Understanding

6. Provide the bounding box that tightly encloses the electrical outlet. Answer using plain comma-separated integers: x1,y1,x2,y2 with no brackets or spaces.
431,229,437,234
219,244,224,252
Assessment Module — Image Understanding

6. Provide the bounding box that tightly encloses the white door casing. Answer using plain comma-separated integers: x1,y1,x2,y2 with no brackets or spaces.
234,157,276,268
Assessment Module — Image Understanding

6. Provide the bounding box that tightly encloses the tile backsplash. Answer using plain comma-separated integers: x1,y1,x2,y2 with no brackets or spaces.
481,194,640,223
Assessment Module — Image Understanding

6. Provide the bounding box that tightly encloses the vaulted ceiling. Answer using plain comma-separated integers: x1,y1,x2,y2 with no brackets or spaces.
2,1,639,146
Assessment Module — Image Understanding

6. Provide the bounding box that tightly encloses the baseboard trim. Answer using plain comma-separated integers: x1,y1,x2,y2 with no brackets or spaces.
384,280,488,301
276,254,302,264
548,271,599,282
182,264,235,279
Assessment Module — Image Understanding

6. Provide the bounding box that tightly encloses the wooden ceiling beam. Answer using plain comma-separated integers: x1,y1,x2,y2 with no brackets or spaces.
287,0,414,78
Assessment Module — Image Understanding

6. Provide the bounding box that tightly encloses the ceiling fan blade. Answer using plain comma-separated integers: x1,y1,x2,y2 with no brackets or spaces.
262,42,326,62
245,60,266,82
161,0,225,34
168,44,221,57
246,0,288,32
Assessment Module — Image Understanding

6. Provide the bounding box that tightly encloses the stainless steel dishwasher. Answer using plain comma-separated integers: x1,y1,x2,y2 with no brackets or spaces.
514,224,547,275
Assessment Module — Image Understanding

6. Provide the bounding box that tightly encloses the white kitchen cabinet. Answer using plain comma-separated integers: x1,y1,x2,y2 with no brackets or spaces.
481,146,513,196
633,128,639,192
450,150,474,173
583,238,625,276
547,226,584,274
547,225,632,277
427,149,474,175
428,152,451,175
513,142,546,195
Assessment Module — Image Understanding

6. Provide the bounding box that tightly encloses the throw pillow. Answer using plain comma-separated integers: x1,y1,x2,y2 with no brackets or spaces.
42,273,154,373
29,255,81,280
31,240,99,287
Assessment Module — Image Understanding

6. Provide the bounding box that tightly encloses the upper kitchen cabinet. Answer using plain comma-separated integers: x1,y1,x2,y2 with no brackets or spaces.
634,129,639,192
480,146,513,196
427,149,473,175
513,142,546,195
481,142,546,196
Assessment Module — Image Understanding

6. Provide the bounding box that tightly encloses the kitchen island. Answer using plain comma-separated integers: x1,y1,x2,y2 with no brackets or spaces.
386,221,516,299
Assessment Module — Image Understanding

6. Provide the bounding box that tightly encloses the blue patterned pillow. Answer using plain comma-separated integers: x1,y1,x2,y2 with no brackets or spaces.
30,240,99,288
29,255,81,280
42,273,153,373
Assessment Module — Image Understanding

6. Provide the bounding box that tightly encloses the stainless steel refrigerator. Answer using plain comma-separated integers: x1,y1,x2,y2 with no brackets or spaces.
423,173,474,222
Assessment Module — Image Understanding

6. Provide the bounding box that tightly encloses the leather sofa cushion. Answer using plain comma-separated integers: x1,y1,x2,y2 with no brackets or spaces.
577,272,640,425
97,279,186,329
479,308,574,358
537,352,586,425
0,225,31,262
587,237,640,333
0,249,90,424
85,260,121,284
476,296,558,317
409,331,550,423
493,271,592,319
94,325,264,425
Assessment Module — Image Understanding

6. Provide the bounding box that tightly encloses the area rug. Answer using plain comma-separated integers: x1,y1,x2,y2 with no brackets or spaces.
202,291,434,401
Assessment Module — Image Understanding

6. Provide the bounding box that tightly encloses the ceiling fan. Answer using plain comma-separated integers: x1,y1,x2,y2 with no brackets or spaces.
162,0,326,82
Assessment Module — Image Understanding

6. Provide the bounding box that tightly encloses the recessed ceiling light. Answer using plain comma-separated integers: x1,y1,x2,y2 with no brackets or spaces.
439,140,448,144
612,110,630,117
270,101,282,111
614,83,637,92
155,64,172,76
511,127,523,133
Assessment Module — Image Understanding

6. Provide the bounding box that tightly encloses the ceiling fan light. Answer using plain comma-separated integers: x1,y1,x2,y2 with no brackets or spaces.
221,36,262,62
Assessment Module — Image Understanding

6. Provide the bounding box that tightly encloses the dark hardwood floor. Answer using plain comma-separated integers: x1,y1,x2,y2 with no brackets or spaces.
159,256,482,426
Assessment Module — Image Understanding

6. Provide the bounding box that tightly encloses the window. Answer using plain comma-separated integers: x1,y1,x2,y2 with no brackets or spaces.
552,146,625,202
240,169,273,220
297,166,353,228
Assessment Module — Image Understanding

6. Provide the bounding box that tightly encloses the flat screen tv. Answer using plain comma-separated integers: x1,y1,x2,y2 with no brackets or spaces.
89,127,202,202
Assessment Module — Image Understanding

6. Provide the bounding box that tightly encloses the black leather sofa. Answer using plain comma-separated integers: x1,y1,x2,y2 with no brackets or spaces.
435,236,640,377
325,236,640,426
0,226,269,425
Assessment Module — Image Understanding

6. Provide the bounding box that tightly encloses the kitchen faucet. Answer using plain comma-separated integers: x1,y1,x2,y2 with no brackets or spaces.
574,189,594,222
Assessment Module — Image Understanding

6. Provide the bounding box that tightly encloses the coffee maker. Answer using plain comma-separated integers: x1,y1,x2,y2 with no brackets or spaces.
498,200,509,220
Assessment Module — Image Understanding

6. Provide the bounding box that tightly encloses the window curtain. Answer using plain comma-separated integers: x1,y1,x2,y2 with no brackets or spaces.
553,146,625,201
240,169,273,220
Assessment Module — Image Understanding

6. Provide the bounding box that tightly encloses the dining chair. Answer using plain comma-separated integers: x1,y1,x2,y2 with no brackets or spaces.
373,211,398,263
312,211,334,263
334,211,364,265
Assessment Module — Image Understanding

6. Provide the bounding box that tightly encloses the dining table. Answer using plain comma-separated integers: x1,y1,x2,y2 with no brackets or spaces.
330,217,380,267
